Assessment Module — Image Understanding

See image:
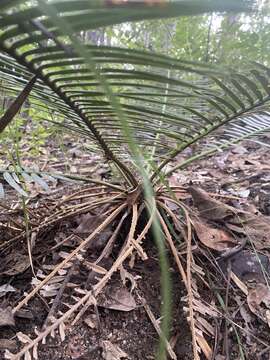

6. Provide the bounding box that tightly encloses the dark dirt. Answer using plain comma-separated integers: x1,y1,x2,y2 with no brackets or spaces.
0,242,191,360
36,254,191,360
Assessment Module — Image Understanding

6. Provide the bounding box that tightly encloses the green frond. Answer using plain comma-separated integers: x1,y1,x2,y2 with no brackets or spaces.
0,166,126,197
0,166,53,198
223,112,270,145
166,112,270,176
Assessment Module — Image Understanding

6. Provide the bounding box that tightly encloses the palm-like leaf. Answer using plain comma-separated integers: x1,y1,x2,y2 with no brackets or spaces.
165,111,270,175
1,0,266,186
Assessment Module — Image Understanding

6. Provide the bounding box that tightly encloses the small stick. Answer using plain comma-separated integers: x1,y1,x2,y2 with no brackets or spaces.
73,204,138,323
13,203,126,314
11,206,156,359
41,260,78,330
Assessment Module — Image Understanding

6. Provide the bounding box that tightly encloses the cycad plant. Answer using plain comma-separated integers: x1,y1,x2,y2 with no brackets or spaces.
1,1,270,359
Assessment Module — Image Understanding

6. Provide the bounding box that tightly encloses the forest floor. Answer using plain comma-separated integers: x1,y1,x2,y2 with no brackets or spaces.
1,132,270,360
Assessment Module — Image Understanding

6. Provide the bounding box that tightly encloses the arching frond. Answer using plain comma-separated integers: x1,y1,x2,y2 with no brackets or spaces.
1,0,265,185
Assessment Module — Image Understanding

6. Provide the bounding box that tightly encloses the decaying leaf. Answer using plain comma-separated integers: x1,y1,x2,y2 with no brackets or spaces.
228,212,270,250
84,314,98,329
247,283,270,326
0,306,15,327
1,254,30,276
102,340,128,360
190,186,270,251
0,284,17,298
230,273,248,295
196,316,215,337
40,283,63,298
219,251,270,283
192,298,219,318
74,212,113,249
235,295,253,341
98,285,137,312
74,213,106,235
0,338,17,352
189,186,234,220
192,220,237,251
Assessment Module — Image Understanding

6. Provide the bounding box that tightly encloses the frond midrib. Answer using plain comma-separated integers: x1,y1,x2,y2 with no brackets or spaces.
0,41,139,186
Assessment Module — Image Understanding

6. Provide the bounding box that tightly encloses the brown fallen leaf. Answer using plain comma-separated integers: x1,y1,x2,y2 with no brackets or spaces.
0,338,17,352
15,309,34,320
74,213,105,234
101,340,128,360
219,250,270,283
234,295,253,344
1,253,30,276
74,211,112,250
98,285,137,312
227,212,270,250
192,220,237,251
0,306,15,327
0,284,17,298
247,283,270,327
189,186,234,220
84,314,98,329
190,186,270,250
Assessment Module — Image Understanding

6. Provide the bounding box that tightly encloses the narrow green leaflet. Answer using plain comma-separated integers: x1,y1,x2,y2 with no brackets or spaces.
3,171,28,197
0,183,4,199
30,173,50,191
